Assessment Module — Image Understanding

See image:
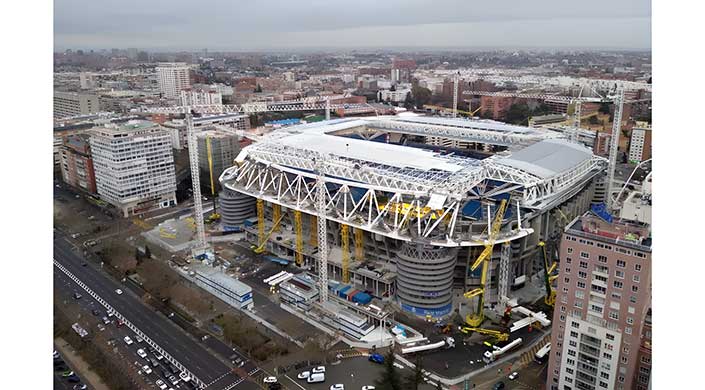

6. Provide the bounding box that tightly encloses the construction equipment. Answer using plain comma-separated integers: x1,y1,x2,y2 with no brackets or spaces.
256,199,265,248
159,228,177,239
294,210,304,266
464,199,509,327
458,326,509,342
272,204,281,232
252,212,286,254
341,224,350,283
538,241,558,306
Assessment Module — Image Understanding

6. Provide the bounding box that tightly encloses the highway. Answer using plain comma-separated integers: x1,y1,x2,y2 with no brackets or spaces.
54,231,257,390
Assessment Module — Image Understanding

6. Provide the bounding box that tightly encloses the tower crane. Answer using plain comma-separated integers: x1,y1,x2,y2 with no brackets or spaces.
464,198,509,327
538,241,558,307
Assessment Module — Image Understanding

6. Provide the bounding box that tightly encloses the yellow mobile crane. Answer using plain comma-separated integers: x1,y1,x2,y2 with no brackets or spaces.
464,199,509,327
458,326,509,342
538,241,558,306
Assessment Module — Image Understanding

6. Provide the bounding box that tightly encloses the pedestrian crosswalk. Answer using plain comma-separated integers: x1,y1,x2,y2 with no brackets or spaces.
518,334,552,366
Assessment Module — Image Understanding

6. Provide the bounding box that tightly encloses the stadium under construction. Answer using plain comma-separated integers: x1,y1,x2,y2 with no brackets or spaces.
219,116,608,319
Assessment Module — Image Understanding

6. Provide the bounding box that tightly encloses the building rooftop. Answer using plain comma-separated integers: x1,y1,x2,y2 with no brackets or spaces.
566,210,652,252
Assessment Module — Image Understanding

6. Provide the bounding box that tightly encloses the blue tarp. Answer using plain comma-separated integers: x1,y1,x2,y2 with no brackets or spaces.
591,203,614,223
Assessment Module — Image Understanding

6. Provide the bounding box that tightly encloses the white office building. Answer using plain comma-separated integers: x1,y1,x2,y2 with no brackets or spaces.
628,123,652,163
90,120,177,217
179,89,223,106
54,91,101,119
156,63,191,99
377,87,411,103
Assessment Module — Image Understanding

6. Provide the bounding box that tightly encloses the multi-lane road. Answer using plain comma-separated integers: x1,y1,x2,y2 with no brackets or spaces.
54,231,259,390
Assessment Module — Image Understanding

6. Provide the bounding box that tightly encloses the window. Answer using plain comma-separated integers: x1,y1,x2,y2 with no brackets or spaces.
567,358,575,365
565,267,571,274
613,281,623,289
627,317,634,325
617,260,626,268
598,255,607,263
569,340,577,347
566,257,572,264
576,291,585,299
594,274,608,283
623,346,630,354
641,356,651,364
612,292,622,300
579,271,587,279
575,300,583,308
571,321,580,328
603,352,612,360
630,295,638,304
561,305,566,312
592,284,606,294
590,304,603,314
625,327,632,335
615,270,624,279
570,331,578,338
632,285,639,293
579,261,588,269
578,281,586,289
633,275,640,283
605,343,614,351
621,356,628,364
606,333,615,341
628,306,635,314
609,311,619,320
565,277,570,284
580,252,590,259
635,264,642,271
567,247,573,254
595,265,609,273
600,382,609,388
560,315,566,322
600,372,610,379
619,376,625,383
610,301,620,310
566,368,574,374
568,349,576,357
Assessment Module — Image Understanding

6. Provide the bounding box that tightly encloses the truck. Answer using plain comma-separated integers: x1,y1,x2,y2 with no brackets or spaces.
482,338,523,363
534,342,551,364
401,337,455,354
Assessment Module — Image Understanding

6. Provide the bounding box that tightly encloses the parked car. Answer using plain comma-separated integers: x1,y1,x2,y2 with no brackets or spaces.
73,292,82,300
263,377,278,383
330,384,344,390
123,336,133,345
493,382,505,390
61,371,75,378
142,365,153,374
297,371,310,380
102,316,110,325
115,289,123,295
312,366,326,374
155,379,168,390
168,375,179,386
307,373,325,383
67,376,80,383
362,386,376,390
91,309,101,316
368,353,384,364
508,372,518,380
73,384,87,390
137,348,147,358
179,371,191,382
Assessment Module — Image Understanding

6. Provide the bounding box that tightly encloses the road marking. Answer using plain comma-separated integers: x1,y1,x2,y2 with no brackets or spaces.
284,374,307,390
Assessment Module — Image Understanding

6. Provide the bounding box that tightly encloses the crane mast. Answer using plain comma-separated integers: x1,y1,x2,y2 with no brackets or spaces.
607,86,625,210
185,111,207,251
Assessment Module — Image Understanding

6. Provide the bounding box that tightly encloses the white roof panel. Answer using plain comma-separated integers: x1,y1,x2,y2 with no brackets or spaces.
499,139,593,178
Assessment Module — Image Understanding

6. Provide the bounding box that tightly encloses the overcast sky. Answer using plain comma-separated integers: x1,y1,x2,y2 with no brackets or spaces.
54,0,651,51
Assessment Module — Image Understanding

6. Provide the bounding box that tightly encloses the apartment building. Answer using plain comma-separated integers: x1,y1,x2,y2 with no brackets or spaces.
60,134,97,194
628,123,652,163
547,211,652,390
90,120,177,217
54,91,101,119
179,89,223,106
156,63,191,99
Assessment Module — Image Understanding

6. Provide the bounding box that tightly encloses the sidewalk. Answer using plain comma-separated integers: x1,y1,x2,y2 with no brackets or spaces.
54,337,110,390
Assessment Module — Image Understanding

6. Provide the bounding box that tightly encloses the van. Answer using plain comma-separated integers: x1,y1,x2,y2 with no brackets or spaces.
307,373,325,383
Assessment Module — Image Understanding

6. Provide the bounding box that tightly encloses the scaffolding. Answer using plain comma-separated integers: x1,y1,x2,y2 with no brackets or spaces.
341,224,350,283
294,210,304,266
310,216,317,247
354,228,364,262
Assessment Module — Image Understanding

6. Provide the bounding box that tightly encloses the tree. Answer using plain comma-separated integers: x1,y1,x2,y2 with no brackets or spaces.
411,85,432,108
375,349,402,390
404,354,425,390
505,103,532,125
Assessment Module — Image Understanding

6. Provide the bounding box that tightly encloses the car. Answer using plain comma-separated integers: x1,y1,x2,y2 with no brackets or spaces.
53,350,60,359
492,381,505,390
368,353,384,364
297,371,310,380
123,336,133,345
362,386,376,390
115,289,123,295
116,319,125,328
155,379,168,390
268,384,282,390
137,348,147,358
168,364,179,374
73,292,82,300
307,373,325,383
142,365,153,374
312,366,326,374
97,323,105,332
107,310,114,317
102,316,110,325
508,372,518,380
179,371,191,382
73,384,87,390
150,358,159,367
75,194,81,199
155,352,164,360
62,371,75,378
263,376,278,383
82,262,88,267
330,385,344,390
168,375,180,385
68,376,81,383
92,309,101,316
135,335,143,343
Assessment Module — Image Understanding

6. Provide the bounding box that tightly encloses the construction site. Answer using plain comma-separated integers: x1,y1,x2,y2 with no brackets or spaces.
111,82,645,385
